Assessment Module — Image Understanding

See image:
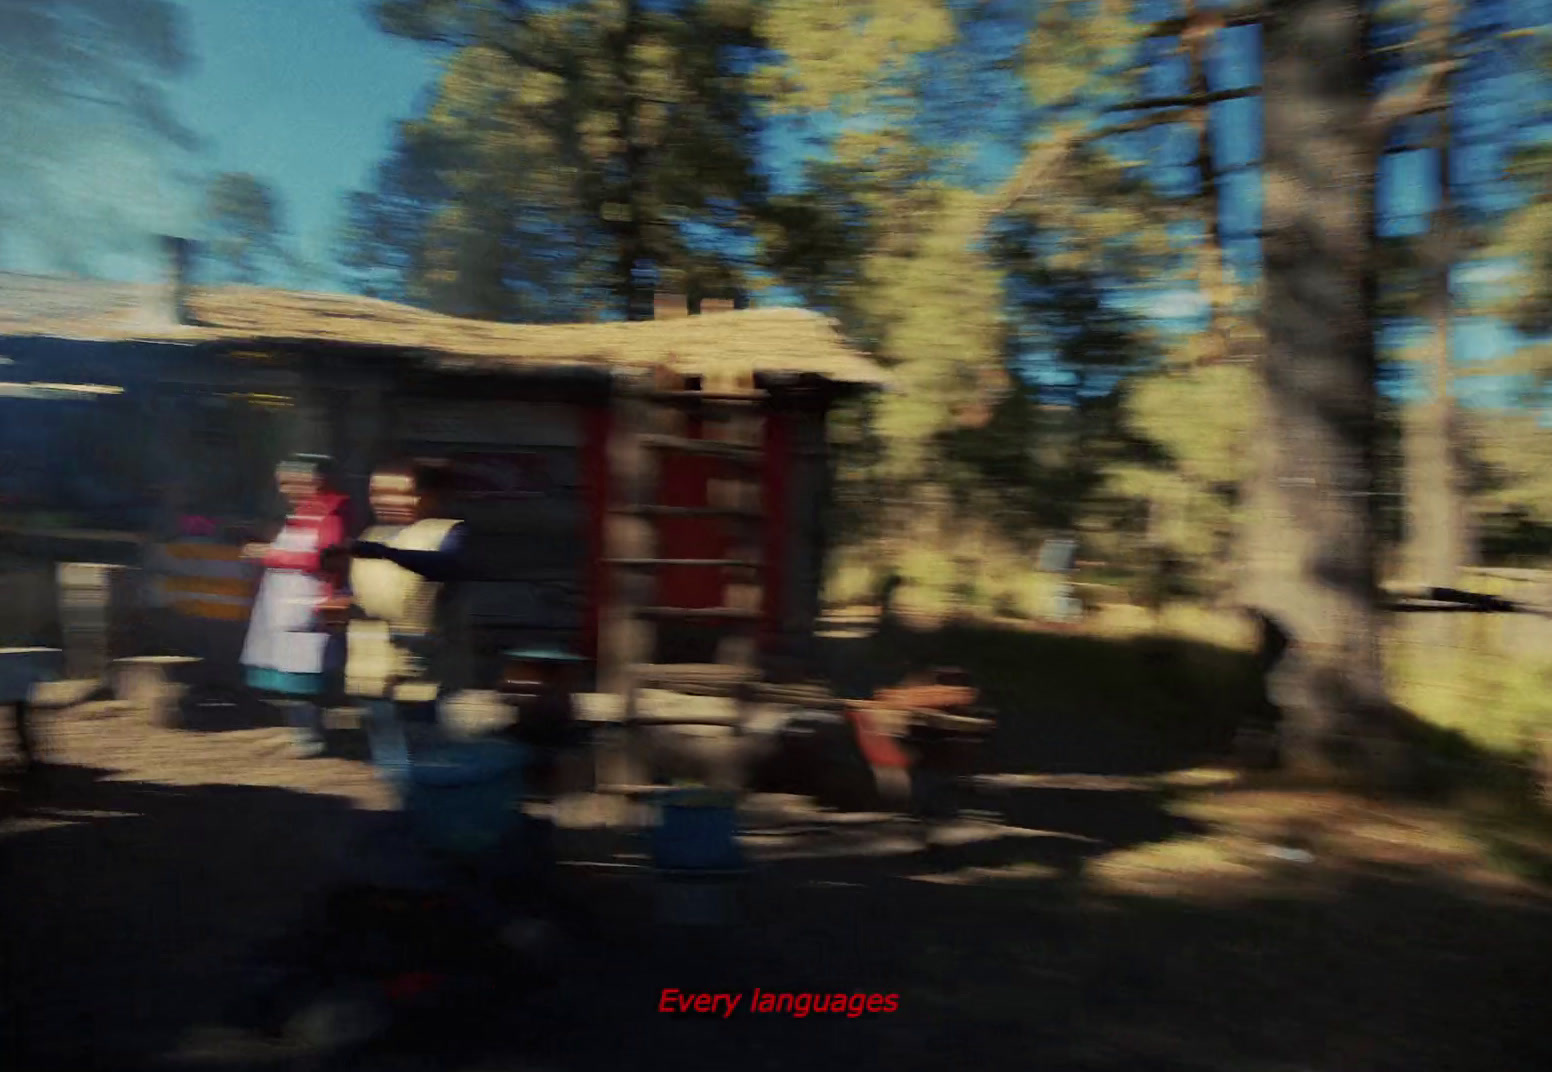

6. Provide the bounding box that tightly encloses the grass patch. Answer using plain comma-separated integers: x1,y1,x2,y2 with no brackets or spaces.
1390,628,1552,758
1457,792,1552,886
1088,832,1271,898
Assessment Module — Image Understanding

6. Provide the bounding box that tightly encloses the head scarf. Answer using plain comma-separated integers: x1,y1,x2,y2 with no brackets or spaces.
277,453,340,492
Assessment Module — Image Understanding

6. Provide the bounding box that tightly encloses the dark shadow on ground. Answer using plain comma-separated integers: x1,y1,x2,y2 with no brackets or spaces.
172,687,288,734
6,761,1551,1072
171,693,373,751
0,753,1206,1071
0,765,368,1072
155,823,1552,1072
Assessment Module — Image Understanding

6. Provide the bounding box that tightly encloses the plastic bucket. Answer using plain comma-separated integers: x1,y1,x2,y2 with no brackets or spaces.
401,739,528,857
649,788,743,872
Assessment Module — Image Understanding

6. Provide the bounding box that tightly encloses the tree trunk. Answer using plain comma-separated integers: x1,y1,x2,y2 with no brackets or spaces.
1404,16,1475,591
1257,0,1391,780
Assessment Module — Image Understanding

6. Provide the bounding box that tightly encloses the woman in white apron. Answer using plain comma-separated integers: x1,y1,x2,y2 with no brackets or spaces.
241,455,353,757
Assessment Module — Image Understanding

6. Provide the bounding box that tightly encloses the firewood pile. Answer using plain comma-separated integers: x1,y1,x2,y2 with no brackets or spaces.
627,663,845,711
745,681,843,708
603,660,997,826
630,663,759,697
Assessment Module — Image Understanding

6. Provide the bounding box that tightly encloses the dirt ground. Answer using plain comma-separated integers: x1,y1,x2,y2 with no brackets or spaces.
4,662,1552,1072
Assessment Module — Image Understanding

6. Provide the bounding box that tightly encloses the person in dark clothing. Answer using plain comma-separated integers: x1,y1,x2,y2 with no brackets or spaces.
328,460,472,766
349,462,467,584
3,648,58,777
10,696,36,773
1237,608,1292,770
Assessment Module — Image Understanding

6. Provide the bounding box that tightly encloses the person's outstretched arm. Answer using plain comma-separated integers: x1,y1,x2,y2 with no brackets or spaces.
353,524,466,582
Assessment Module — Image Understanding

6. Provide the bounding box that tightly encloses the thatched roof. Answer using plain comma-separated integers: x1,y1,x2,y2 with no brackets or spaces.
0,273,886,386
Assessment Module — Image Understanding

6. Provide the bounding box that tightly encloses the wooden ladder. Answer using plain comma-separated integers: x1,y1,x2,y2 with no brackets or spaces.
596,366,772,800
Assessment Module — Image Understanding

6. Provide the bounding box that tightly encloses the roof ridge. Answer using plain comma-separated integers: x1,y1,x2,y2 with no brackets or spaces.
0,275,887,386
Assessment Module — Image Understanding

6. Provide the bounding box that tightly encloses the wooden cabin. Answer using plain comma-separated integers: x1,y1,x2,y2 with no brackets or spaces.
0,271,886,691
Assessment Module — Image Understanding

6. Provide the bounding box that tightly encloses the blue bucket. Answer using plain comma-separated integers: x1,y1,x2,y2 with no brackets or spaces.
400,739,528,857
650,789,744,873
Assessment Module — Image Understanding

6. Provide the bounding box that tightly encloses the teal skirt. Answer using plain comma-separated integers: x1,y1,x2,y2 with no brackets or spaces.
246,667,326,698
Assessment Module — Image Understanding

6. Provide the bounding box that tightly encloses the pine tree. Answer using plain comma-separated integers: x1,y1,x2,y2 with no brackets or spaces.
203,173,290,285
347,0,770,320
753,0,1022,566
1001,4,1260,599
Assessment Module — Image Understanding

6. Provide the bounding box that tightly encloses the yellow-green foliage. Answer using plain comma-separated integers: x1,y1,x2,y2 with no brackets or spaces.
1472,411,1552,535
1025,0,1147,108
1488,189,1552,336
824,533,1060,623
757,3,1013,484
1109,361,1258,587
755,0,955,118
1390,614,1552,758
1126,363,1256,491
862,190,1009,477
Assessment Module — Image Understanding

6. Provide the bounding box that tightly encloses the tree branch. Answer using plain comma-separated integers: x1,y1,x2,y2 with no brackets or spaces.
1366,60,1457,136
487,39,568,79
1106,87,1259,112
977,49,1206,232
977,105,1219,232
1143,5,1265,39
971,6,1263,240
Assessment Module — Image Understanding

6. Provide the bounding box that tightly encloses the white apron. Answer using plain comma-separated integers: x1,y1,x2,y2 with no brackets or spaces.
345,519,469,702
240,523,334,676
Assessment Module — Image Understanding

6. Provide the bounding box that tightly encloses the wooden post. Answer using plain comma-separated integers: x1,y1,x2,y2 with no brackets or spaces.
707,369,764,670
595,369,662,806
796,400,831,657
599,370,660,697
761,399,796,658
57,563,139,682
581,404,613,669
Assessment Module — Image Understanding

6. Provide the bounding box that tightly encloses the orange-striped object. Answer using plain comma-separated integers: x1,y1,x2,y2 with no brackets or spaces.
145,541,260,622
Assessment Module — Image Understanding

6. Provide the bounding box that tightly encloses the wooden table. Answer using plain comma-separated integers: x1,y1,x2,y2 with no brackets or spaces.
0,647,63,705
1,647,63,766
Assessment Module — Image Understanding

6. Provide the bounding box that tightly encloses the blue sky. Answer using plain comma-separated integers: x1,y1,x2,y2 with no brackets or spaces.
170,0,439,278
0,0,438,283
